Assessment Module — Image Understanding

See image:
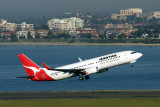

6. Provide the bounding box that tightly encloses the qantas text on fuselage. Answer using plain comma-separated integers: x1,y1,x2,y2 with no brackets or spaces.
17,51,142,81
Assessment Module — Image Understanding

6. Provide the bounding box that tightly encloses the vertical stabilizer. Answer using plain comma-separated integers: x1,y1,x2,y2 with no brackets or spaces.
18,54,41,76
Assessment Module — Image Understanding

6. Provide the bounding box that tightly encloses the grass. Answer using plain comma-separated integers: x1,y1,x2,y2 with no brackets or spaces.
1,98,160,107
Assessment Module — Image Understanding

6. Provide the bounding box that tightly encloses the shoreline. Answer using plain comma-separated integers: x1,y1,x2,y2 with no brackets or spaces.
0,42,160,46
1,90,160,100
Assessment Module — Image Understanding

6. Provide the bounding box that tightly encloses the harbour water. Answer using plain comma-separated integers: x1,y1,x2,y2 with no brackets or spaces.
0,45,160,91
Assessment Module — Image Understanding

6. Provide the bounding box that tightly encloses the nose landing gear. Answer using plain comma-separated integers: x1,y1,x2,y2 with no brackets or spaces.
130,63,134,67
79,75,90,80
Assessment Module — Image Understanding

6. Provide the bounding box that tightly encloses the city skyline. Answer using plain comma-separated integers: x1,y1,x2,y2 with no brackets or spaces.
0,0,160,16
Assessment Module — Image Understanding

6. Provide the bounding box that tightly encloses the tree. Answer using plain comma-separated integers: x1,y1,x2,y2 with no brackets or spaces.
153,29,160,33
57,33,71,39
99,34,106,39
153,35,159,39
86,33,93,39
10,34,17,40
35,34,41,39
144,29,152,38
133,29,144,38
28,32,33,39
108,34,115,39
118,34,125,39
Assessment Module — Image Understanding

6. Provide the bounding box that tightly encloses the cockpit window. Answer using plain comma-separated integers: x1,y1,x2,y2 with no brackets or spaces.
131,51,137,54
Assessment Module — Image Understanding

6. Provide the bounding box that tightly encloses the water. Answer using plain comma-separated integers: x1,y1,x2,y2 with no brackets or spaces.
0,45,160,91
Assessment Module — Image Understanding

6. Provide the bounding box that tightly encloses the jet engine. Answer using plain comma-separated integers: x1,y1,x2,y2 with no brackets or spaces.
97,68,108,74
84,67,98,75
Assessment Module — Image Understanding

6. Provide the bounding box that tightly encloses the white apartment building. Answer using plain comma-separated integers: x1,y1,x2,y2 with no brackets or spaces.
16,22,34,31
30,31,35,38
16,22,35,39
0,19,16,31
16,31,35,39
0,19,7,24
48,17,84,30
3,23,16,31
153,11,160,19
16,31,28,39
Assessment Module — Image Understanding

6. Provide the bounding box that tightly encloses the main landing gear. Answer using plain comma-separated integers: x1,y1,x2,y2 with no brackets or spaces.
79,76,84,80
79,75,90,80
85,75,90,79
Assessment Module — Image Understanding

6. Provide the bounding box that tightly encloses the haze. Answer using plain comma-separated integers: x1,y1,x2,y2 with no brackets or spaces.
0,0,160,15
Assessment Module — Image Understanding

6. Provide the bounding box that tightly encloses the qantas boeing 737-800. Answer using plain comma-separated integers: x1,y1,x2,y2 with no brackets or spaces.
17,51,142,81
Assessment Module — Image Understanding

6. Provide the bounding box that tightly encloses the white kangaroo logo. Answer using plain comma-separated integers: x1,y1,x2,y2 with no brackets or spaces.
23,65,42,76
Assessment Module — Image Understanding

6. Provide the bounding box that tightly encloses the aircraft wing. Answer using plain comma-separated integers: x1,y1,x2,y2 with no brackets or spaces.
42,62,85,75
50,68,85,75
50,68,84,72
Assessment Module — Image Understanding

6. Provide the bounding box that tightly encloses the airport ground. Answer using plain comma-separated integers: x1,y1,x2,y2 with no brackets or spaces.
1,98,160,107
1,91,160,107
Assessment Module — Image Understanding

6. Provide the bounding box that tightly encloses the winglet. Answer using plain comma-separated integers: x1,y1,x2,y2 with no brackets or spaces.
42,62,51,70
78,57,83,62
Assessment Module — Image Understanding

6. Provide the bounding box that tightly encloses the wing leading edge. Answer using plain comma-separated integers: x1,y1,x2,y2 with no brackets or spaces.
42,62,85,75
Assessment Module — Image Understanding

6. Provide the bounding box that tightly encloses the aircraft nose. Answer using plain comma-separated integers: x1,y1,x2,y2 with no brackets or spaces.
138,53,143,58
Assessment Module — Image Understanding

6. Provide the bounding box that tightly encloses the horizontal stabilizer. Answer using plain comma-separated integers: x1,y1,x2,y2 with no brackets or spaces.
16,76,35,79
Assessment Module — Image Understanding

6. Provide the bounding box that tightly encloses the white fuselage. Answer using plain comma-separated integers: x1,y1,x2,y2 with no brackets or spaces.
43,51,142,80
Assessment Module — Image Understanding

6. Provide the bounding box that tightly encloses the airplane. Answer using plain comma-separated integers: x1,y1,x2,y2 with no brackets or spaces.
17,51,142,81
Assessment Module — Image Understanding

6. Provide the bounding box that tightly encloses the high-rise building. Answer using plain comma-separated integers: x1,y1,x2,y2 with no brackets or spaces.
48,17,84,30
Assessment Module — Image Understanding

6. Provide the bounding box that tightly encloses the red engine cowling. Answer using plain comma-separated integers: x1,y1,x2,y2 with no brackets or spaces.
84,67,98,75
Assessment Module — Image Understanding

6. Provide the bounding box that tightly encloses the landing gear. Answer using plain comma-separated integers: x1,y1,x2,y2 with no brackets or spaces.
130,61,136,68
130,63,134,67
79,76,84,80
85,75,90,80
79,75,90,80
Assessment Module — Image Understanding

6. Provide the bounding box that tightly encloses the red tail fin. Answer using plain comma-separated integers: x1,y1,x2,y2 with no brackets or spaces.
18,54,55,81
18,54,41,76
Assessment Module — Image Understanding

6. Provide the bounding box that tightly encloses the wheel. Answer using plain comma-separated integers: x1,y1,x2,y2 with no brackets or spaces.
85,75,90,80
130,64,134,67
79,76,84,80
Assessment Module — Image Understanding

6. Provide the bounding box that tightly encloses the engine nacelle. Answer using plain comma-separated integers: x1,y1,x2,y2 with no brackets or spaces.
84,67,98,75
97,68,108,74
